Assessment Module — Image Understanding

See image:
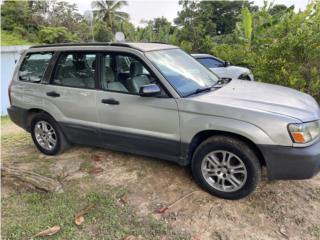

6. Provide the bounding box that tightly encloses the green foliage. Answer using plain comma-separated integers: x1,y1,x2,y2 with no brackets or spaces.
1,30,37,46
92,0,129,33
94,21,114,42
38,27,80,44
241,7,252,48
211,1,320,102
1,0,33,31
1,0,319,101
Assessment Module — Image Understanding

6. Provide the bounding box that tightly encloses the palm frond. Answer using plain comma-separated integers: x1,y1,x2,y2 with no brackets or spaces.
114,11,129,20
111,0,128,11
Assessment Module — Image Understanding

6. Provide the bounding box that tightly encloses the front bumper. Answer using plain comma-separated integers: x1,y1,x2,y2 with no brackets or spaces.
259,140,320,180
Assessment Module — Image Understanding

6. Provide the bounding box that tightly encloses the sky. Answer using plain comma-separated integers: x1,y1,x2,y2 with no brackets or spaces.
70,0,312,26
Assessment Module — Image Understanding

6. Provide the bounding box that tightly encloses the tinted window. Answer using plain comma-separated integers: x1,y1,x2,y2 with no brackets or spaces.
19,53,53,82
52,53,96,89
197,57,224,68
101,54,156,94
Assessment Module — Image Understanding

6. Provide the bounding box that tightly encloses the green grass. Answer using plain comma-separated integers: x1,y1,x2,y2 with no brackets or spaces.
1,131,30,145
1,30,37,46
1,116,11,126
1,183,189,240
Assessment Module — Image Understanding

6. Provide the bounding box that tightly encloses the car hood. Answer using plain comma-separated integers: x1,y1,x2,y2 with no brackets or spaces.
193,80,320,122
210,66,250,79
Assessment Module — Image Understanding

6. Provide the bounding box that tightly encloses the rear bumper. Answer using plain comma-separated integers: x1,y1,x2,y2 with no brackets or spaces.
7,106,29,131
259,140,320,180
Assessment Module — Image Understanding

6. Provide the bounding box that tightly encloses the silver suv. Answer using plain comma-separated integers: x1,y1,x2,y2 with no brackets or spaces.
8,43,320,199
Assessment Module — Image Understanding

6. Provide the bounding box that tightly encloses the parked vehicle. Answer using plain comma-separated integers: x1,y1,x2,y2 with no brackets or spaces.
192,53,254,81
8,43,320,199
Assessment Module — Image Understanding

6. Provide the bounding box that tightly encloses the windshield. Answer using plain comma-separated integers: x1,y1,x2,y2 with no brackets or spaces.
145,49,219,97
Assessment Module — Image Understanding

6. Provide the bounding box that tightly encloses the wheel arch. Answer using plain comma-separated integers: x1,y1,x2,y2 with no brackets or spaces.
186,130,266,167
26,108,55,131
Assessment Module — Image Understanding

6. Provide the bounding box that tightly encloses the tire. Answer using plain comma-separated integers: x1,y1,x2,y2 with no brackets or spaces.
192,135,261,200
30,112,70,155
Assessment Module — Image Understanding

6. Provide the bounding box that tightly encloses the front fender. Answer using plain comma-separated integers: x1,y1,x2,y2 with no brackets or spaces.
179,114,275,164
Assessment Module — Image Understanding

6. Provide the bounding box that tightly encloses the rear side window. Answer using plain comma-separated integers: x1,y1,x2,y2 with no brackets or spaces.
19,53,53,82
52,53,97,89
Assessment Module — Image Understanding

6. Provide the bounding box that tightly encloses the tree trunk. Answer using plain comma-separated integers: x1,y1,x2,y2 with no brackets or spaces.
1,165,63,193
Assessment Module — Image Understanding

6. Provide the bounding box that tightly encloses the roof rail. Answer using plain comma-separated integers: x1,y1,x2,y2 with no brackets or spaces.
30,42,134,49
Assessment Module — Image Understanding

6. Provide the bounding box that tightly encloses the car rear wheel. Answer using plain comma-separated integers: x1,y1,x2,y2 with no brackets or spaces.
31,112,69,155
192,135,261,200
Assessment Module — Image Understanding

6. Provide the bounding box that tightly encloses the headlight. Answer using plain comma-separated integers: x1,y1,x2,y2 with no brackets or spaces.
288,120,320,143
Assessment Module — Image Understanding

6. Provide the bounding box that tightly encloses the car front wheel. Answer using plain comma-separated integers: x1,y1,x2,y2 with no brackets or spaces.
192,136,261,200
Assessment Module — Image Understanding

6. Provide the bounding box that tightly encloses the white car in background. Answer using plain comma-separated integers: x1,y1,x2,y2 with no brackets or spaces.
192,54,254,81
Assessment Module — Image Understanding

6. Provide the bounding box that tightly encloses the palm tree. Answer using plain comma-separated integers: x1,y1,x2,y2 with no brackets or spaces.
91,0,129,33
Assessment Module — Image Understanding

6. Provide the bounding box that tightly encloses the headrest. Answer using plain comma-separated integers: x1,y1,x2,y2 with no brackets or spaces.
130,61,143,76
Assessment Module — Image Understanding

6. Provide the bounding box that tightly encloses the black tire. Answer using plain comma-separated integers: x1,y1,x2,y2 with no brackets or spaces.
30,112,70,155
192,135,261,200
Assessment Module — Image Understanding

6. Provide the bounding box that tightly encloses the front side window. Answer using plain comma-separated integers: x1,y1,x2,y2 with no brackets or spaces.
197,57,224,68
52,53,96,89
101,53,160,94
19,53,53,82
146,49,219,97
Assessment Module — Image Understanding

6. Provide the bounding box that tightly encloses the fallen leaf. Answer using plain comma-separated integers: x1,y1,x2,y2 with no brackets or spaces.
124,235,137,240
119,194,128,205
75,215,85,225
155,207,169,214
74,204,96,225
279,226,289,239
192,236,201,240
88,167,103,174
93,155,103,162
34,225,60,237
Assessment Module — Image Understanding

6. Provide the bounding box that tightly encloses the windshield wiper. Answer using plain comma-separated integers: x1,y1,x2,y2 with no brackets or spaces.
184,86,212,97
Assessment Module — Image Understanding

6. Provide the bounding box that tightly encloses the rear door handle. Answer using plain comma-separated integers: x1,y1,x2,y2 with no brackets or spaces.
46,91,60,98
101,98,119,105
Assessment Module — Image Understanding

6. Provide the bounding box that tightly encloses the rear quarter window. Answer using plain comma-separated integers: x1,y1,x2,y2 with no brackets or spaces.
19,52,53,82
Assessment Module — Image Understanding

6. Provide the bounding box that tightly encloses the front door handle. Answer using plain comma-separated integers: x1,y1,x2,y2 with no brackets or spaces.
46,91,60,97
101,98,119,105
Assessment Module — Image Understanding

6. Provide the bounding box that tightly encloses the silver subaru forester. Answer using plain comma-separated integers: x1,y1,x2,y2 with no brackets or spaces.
8,42,320,199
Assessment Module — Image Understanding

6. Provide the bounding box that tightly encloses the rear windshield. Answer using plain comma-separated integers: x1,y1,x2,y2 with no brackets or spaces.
19,52,53,82
197,57,224,68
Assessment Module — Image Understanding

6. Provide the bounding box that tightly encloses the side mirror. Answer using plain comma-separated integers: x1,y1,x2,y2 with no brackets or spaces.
139,84,161,97
224,61,230,67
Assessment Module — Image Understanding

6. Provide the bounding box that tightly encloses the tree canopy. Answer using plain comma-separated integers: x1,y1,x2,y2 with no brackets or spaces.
1,0,319,101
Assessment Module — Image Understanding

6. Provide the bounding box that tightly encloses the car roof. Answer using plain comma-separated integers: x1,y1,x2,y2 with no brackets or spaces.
29,42,178,52
191,53,225,63
191,53,216,58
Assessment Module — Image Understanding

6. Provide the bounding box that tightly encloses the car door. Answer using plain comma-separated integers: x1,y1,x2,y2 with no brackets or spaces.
44,52,99,143
96,52,180,160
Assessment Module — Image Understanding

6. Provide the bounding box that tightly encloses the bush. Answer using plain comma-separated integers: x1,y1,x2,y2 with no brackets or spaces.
38,27,80,44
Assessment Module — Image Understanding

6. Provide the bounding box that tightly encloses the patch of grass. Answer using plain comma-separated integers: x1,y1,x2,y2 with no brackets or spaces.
1,183,189,240
79,159,95,172
1,116,11,125
308,224,320,238
1,131,31,145
1,30,37,46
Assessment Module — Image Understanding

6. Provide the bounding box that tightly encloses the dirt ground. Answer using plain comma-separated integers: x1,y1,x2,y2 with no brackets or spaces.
2,120,320,240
